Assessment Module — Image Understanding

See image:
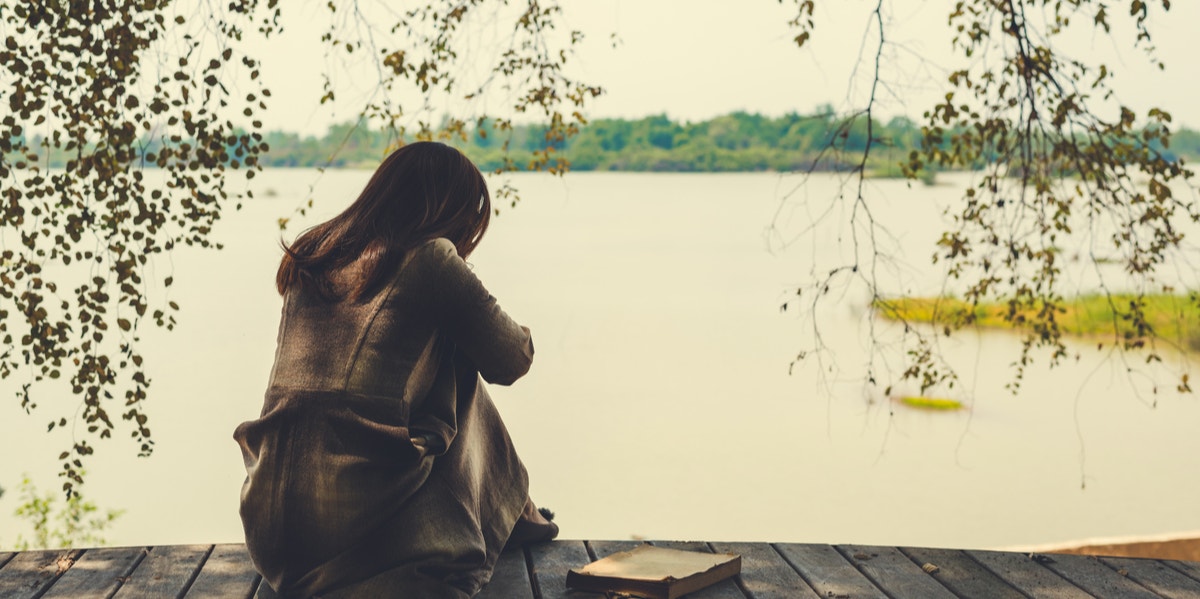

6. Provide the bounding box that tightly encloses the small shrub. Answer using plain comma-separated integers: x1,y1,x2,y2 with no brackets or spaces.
8,475,123,551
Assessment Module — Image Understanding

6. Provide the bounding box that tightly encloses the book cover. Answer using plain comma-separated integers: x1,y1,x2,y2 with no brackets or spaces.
565,544,742,599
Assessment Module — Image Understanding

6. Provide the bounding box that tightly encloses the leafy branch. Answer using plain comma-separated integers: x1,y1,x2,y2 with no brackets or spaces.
777,0,1196,401
0,0,276,493
0,0,599,494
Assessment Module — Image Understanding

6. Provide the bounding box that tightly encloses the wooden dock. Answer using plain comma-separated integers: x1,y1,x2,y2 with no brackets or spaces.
3,540,1200,598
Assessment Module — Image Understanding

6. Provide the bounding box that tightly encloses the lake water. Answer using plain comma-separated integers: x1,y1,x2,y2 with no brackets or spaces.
1,170,1197,551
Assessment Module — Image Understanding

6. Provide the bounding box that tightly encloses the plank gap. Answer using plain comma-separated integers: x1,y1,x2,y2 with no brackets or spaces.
767,543,818,595
708,542,752,599
246,574,263,599
955,549,1022,597
521,545,542,599
772,544,884,599
105,546,151,599
899,546,1035,599
892,547,927,569
957,550,1036,599
174,544,216,599
833,545,899,599
1042,553,1161,598
1163,559,1200,584
27,548,87,599
1099,555,1200,598
893,547,966,599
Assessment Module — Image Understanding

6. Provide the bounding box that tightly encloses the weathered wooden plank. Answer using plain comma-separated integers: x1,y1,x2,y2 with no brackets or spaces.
7,543,1200,599
41,546,146,599
774,543,887,599
183,544,260,599
1167,560,1200,583
0,548,81,599
966,550,1094,599
709,542,818,599
647,541,744,599
837,545,956,599
527,540,592,599
477,547,534,599
900,546,1026,599
1099,556,1200,599
1037,552,1162,598
111,544,209,598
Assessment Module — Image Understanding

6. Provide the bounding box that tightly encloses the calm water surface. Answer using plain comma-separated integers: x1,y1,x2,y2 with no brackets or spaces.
1,170,1197,550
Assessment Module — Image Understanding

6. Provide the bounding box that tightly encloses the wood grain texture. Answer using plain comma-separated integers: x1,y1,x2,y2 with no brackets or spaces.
709,541,818,599
476,547,534,599
183,544,260,599
967,550,1094,599
4,541,1200,598
111,544,209,598
1099,557,1200,599
0,548,81,599
1167,560,1200,584
837,545,956,599
1038,552,1163,598
527,540,592,599
774,543,887,599
648,541,744,599
40,547,146,599
900,546,1026,599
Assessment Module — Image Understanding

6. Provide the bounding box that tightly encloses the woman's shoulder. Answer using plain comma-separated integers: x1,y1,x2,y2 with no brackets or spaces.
392,238,478,298
414,237,457,254
402,238,466,278
408,238,458,264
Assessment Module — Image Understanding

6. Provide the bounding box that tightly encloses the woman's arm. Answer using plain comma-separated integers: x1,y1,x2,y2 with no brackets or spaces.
421,238,534,385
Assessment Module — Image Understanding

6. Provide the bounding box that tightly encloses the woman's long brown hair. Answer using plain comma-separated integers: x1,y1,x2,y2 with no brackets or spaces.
276,142,491,301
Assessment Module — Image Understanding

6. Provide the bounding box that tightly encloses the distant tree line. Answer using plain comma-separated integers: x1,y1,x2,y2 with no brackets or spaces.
245,108,1200,175
251,108,930,174
13,108,1200,176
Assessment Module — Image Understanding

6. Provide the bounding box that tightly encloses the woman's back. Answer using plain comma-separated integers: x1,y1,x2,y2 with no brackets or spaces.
268,237,532,399
237,237,534,598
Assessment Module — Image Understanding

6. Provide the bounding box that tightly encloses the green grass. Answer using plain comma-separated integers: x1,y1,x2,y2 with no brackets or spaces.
876,293,1200,352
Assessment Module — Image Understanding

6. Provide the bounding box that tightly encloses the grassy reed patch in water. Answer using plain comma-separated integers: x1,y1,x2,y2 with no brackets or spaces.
897,396,965,411
875,293,1200,352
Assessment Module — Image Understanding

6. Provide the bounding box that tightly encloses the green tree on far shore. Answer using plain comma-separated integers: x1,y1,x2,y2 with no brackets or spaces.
237,108,1200,176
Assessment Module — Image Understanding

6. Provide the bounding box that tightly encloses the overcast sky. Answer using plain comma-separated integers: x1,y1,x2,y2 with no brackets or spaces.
245,0,1200,134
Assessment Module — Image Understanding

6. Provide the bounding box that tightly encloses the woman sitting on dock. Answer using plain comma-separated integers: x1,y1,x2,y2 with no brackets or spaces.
234,141,558,598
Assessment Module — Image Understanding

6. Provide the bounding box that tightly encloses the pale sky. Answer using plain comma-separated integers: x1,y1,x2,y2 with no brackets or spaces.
244,0,1200,134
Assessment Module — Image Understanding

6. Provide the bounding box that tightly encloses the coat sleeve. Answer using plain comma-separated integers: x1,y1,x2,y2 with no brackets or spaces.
421,238,534,386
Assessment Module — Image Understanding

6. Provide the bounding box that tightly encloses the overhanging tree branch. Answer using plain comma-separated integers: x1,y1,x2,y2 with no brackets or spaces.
777,0,1196,406
0,0,599,494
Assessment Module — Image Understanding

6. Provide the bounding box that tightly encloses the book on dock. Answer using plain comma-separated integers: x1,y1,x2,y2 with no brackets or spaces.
565,544,741,599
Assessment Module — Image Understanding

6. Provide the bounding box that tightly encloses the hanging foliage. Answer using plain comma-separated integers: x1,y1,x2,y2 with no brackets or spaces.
778,0,1196,399
0,0,599,494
